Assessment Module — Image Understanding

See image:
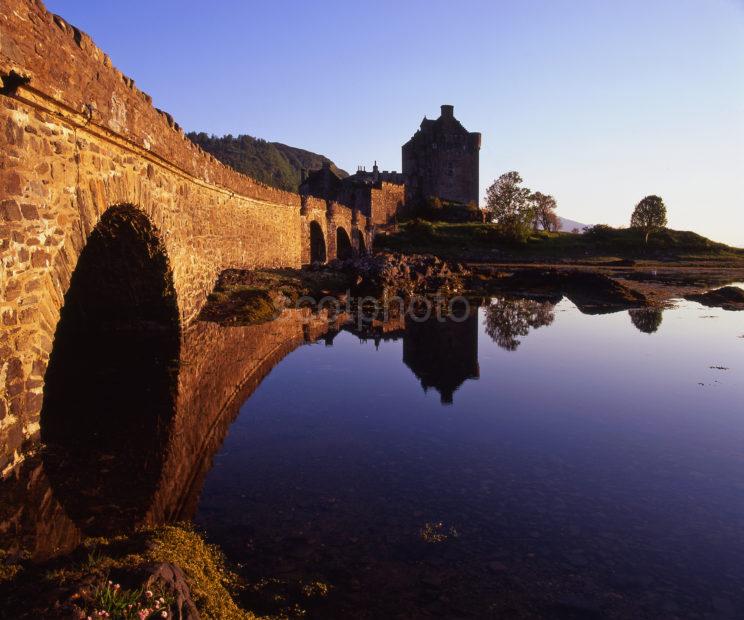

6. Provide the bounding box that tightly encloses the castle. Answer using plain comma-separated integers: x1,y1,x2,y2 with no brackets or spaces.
300,104,481,225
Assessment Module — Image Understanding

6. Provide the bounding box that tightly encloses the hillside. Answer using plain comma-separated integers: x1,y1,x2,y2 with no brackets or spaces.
558,216,589,232
186,132,348,193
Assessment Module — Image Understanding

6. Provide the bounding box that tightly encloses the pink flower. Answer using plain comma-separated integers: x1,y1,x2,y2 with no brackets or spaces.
161,612,168,618
145,590,153,598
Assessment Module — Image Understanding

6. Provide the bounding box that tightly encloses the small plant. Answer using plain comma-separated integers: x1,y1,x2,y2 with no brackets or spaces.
84,547,105,570
419,522,459,544
83,580,174,619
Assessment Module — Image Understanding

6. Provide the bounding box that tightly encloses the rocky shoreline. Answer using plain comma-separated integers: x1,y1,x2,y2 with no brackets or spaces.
198,251,743,327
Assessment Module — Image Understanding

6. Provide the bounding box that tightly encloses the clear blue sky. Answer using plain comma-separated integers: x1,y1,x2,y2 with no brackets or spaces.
46,0,744,246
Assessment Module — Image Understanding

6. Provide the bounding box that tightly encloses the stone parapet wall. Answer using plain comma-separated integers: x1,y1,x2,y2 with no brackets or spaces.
0,0,302,209
0,0,363,474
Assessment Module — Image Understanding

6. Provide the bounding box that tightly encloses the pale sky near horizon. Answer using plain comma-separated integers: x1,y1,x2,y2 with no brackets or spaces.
45,0,744,246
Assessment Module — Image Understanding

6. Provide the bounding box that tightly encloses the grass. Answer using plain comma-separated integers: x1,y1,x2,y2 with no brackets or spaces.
376,220,744,263
0,524,257,619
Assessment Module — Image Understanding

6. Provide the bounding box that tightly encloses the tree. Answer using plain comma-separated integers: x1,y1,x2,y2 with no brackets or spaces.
484,171,534,240
630,195,667,243
529,192,560,232
545,211,561,232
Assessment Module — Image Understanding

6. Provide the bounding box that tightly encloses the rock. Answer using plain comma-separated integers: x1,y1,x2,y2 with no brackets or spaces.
334,252,470,299
146,562,200,620
488,268,648,313
684,286,744,311
487,561,508,573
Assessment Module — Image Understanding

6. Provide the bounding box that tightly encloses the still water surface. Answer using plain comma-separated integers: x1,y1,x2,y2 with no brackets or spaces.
192,299,744,618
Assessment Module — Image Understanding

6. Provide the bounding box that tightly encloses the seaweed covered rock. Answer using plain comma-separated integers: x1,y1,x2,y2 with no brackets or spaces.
483,269,648,314
685,286,744,311
331,252,469,299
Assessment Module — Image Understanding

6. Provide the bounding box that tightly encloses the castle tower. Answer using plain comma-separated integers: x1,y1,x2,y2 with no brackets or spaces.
402,104,481,208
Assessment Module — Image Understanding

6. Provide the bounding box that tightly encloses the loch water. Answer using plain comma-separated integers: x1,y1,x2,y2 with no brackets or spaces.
193,297,744,618
2,295,742,618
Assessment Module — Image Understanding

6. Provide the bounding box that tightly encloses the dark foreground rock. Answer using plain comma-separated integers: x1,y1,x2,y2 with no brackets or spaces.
684,286,744,311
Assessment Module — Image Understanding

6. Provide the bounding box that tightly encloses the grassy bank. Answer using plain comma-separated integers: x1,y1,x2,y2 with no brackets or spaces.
0,525,255,619
376,221,744,264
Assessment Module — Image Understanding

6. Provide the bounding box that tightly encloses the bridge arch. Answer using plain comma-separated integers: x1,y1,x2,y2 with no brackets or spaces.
336,227,353,260
354,229,367,255
40,204,180,534
309,220,327,264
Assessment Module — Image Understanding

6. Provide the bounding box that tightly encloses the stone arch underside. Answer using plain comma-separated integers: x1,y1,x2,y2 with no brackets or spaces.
336,226,353,260
309,220,327,264
355,228,367,255
40,204,181,535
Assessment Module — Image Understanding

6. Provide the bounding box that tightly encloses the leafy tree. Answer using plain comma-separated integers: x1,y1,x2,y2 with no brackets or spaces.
484,171,534,240
529,192,560,232
545,211,561,232
630,195,667,243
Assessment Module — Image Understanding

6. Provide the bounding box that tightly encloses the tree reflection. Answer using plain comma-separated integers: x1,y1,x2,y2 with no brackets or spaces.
628,308,663,334
484,297,555,351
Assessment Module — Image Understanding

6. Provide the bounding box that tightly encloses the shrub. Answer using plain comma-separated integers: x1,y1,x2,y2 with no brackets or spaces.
406,218,436,238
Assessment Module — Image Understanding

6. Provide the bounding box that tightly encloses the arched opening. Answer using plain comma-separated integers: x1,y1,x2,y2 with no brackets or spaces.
41,205,180,535
310,220,326,264
336,227,353,260
354,229,366,255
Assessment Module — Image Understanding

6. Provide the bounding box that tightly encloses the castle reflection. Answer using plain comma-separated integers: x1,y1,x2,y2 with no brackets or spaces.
402,308,480,404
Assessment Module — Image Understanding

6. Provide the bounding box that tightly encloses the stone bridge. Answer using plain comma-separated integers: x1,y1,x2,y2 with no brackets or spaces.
0,0,372,475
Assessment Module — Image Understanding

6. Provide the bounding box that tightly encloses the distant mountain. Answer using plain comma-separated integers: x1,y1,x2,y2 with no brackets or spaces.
558,216,590,233
186,132,348,193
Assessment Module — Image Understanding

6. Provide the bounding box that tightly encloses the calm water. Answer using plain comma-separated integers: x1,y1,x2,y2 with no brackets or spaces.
2,294,742,619
192,298,744,619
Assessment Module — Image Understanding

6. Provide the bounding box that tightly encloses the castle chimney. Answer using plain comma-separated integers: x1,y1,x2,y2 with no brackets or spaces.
441,104,454,119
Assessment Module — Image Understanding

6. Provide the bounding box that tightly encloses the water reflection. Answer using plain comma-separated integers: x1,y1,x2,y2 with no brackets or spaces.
402,308,479,403
628,307,664,333
194,299,744,618
4,290,742,617
0,308,337,559
484,296,555,350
